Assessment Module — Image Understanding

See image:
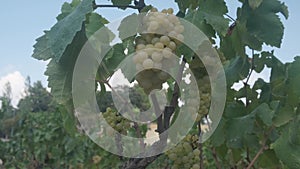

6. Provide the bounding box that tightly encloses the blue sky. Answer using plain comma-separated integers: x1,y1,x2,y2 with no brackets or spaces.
0,0,299,105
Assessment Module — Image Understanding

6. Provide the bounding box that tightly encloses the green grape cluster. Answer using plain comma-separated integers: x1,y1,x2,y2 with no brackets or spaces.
166,134,201,169
133,8,185,94
102,107,131,135
186,75,211,121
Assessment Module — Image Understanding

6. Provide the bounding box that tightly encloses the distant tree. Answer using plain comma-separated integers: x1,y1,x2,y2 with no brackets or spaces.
18,80,55,113
0,82,17,138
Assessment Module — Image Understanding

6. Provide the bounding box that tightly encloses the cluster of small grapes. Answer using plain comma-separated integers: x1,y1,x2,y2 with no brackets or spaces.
197,76,211,118
133,8,185,94
166,134,201,169
102,107,131,135
186,75,211,121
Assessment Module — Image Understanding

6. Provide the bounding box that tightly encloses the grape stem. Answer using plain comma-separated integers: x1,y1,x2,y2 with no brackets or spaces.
94,0,145,12
197,122,204,169
211,147,222,169
246,126,274,169
225,13,236,22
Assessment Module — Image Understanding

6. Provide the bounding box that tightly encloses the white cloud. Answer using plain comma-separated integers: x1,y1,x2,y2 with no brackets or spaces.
0,71,26,108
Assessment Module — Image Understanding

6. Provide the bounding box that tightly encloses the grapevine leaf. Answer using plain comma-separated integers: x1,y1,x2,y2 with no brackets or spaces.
45,26,87,105
253,54,265,73
248,0,263,9
225,113,255,148
240,0,289,47
32,31,53,61
224,101,248,118
56,0,81,21
243,134,260,148
224,56,250,85
253,78,265,90
59,104,77,135
273,105,296,127
175,0,198,13
185,10,216,38
220,36,235,60
176,43,195,61
229,22,263,55
47,0,94,62
122,37,135,56
247,13,283,47
111,0,132,10
185,0,230,37
273,119,300,169
257,150,281,168
210,118,226,146
252,103,275,126
85,13,109,39
197,0,230,36
235,84,258,100
118,13,143,40
289,115,300,146
104,43,126,73
286,56,300,106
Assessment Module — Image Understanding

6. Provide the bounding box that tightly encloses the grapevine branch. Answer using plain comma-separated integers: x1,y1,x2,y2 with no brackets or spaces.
95,4,140,9
94,0,145,12
246,126,274,169
225,13,236,22
211,147,222,169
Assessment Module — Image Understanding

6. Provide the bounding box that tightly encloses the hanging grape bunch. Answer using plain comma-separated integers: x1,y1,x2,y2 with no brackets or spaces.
166,134,201,169
186,75,211,121
102,107,131,135
132,8,185,94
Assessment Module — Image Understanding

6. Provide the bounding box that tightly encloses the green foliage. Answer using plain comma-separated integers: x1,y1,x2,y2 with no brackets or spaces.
47,0,94,62
111,0,132,10
239,0,288,47
0,112,120,169
28,0,299,168
273,116,300,169
18,81,55,113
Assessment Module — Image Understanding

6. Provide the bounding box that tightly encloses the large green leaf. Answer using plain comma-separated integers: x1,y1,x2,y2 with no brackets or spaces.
252,102,276,126
56,0,81,21
273,105,296,127
185,10,216,39
225,112,256,148
185,0,230,37
175,0,198,13
286,56,300,106
198,0,230,36
273,117,300,169
47,0,94,62
257,150,281,168
210,118,226,146
45,26,87,105
32,31,53,61
224,101,247,118
85,13,109,39
248,0,263,9
224,56,251,85
240,0,289,47
118,13,141,40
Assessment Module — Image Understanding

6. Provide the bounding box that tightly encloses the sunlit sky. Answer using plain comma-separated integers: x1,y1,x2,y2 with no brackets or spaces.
0,0,299,106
